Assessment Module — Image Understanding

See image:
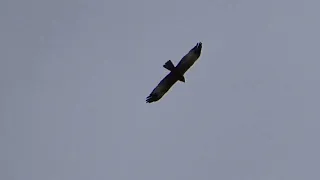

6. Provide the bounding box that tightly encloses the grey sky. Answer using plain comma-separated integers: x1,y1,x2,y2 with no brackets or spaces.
1,0,320,179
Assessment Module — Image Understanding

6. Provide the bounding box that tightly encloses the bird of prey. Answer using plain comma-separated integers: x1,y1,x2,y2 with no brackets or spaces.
146,42,202,103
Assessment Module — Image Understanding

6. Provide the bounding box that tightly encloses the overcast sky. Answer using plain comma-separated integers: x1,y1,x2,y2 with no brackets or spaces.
1,0,320,180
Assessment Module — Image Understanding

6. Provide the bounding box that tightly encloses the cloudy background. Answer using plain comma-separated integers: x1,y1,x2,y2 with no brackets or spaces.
1,0,320,179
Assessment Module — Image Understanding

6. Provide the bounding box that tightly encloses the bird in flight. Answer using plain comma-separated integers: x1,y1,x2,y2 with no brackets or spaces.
146,42,202,103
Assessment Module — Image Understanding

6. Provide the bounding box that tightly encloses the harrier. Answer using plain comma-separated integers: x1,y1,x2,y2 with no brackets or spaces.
146,42,202,103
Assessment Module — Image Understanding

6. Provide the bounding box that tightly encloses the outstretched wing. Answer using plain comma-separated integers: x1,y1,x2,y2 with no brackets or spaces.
146,72,179,103
176,42,202,75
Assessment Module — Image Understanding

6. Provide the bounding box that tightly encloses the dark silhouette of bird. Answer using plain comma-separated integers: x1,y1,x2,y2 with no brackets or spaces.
146,42,202,103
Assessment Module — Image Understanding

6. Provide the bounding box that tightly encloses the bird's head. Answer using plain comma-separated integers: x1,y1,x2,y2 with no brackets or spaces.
179,76,185,83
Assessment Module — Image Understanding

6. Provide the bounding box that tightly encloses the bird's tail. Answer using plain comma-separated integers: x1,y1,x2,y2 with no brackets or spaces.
163,60,175,71
163,60,185,82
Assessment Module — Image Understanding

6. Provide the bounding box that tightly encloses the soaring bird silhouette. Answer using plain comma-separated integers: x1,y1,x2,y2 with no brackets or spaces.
146,42,202,103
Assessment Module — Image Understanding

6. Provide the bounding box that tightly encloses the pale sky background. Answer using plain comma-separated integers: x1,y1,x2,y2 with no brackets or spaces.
1,0,320,180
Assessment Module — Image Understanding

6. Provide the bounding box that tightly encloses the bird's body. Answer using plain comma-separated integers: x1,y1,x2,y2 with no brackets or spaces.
146,42,202,103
